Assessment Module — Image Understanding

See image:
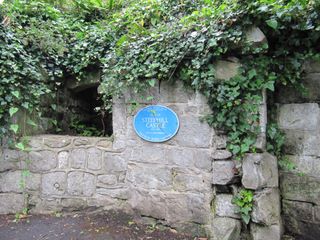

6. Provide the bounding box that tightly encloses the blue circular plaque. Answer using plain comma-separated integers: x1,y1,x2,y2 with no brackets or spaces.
133,105,180,142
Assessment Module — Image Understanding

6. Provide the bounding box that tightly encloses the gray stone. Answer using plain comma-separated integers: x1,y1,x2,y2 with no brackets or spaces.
303,60,320,73
61,198,87,211
74,138,89,146
0,171,22,192
28,137,43,150
97,174,118,186
170,115,213,148
159,81,193,103
43,136,71,148
245,27,267,45
280,172,320,205
96,188,128,200
87,148,102,170
215,194,240,219
242,153,278,190
67,171,95,196
126,163,172,190
128,188,167,220
212,161,238,185
0,193,24,214
214,135,228,149
212,150,232,160
278,103,320,131
252,188,281,226
194,149,212,171
0,149,24,172
172,168,210,192
96,139,113,149
166,147,194,168
130,146,166,164
42,172,66,196
29,150,57,171
70,148,87,169
211,217,241,240
250,223,281,240
213,59,241,81
104,154,127,173
166,192,210,224
282,199,313,223
58,151,69,169
287,155,320,177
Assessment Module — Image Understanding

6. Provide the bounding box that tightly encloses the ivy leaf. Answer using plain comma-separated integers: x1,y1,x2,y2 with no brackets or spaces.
242,214,251,225
10,124,19,134
12,91,20,99
266,19,278,30
9,107,19,117
148,79,156,87
27,118,37,127
15,142,25,151
116,35,128,47
248,69,257,79
265,81,275,91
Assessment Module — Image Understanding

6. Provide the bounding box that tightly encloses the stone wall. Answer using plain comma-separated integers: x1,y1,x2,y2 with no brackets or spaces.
276,60,320,240
0,79,282,239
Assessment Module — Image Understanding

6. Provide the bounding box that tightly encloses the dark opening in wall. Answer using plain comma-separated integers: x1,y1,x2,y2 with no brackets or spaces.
55,85,112,137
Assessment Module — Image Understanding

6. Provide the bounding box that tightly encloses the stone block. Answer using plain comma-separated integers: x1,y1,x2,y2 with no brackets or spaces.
282,199,313,223
128,188,167,220
87,148,102,170
212,150,232,160
214,135,228,149
242,153,278,190
0,149,25,172
126,163,172,190
74,138,89,146
213,59,241,81
250,223,281,240
212,161,238,185
29,150,57,171
170,115,213,148
304,60,320,73
61,198,87,211
314,206,320,222
97,174,118,186
67,171,95,196
211,217,241,240
43,136,71,148
287,155,320,177
96,139,113,149
104,154,127,173
280,172,320,205
245,27,267,45
159,81,193,103
0,193,24,214
172,168,211,192
0,171,22,192
215,194,240,219
57,151,69,169
252,188,281,226
278,103,320,131
194,149,212,171
166,147,194,168
42,172,66,196
28,137,43,150
96,188,128,200
70,148,87,169
130,146,166,164
165,192,210,224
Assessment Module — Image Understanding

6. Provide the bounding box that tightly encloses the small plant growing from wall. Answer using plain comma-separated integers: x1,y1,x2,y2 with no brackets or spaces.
232,189,254,225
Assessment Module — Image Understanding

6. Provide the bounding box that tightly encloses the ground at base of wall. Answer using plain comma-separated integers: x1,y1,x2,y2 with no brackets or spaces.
0,210,207,240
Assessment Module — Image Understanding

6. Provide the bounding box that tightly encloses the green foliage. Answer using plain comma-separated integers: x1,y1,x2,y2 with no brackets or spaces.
232,189,254,224
1,0,320,159
70,118,103,136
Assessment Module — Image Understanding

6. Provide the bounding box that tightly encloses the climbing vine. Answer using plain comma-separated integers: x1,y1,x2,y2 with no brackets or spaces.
0,0,320,158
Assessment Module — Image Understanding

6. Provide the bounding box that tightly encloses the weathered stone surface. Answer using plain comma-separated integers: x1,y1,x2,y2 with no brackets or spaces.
212,161,237,185
74,138,89,146
170,116,213,148
250,223,281,240
280,172,320,205
97,174,118,186
0,171,22,192
194,149,212,171
70,148,86,169
211,217,241,240
283,200,313,224
28,137,43,150
0,149,24,172
58,151,69,169
128,188,167,220
172,168,210,192
214,135,228,149
0,193,24,214
278,103,320,131
43,136,71,148
29,150,57,171
159,81,193,103
96,188,128,200
67,172,95,196
287,155,320,177
215,194,240,219
61,198,87,211
166,192,210,224
42,172,66,196
212,150,232,160
87,148,102,170
104,154,127,173
242,153,278,190
126,163,172,190
213,59,241,81
304,60,320,73
245,27,267,45
130,146,166,164
166,147,194,168
252,188,281,226
96,139,113,149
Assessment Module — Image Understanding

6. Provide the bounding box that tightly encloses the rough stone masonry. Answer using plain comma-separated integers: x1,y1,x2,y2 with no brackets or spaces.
1,28,283,239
